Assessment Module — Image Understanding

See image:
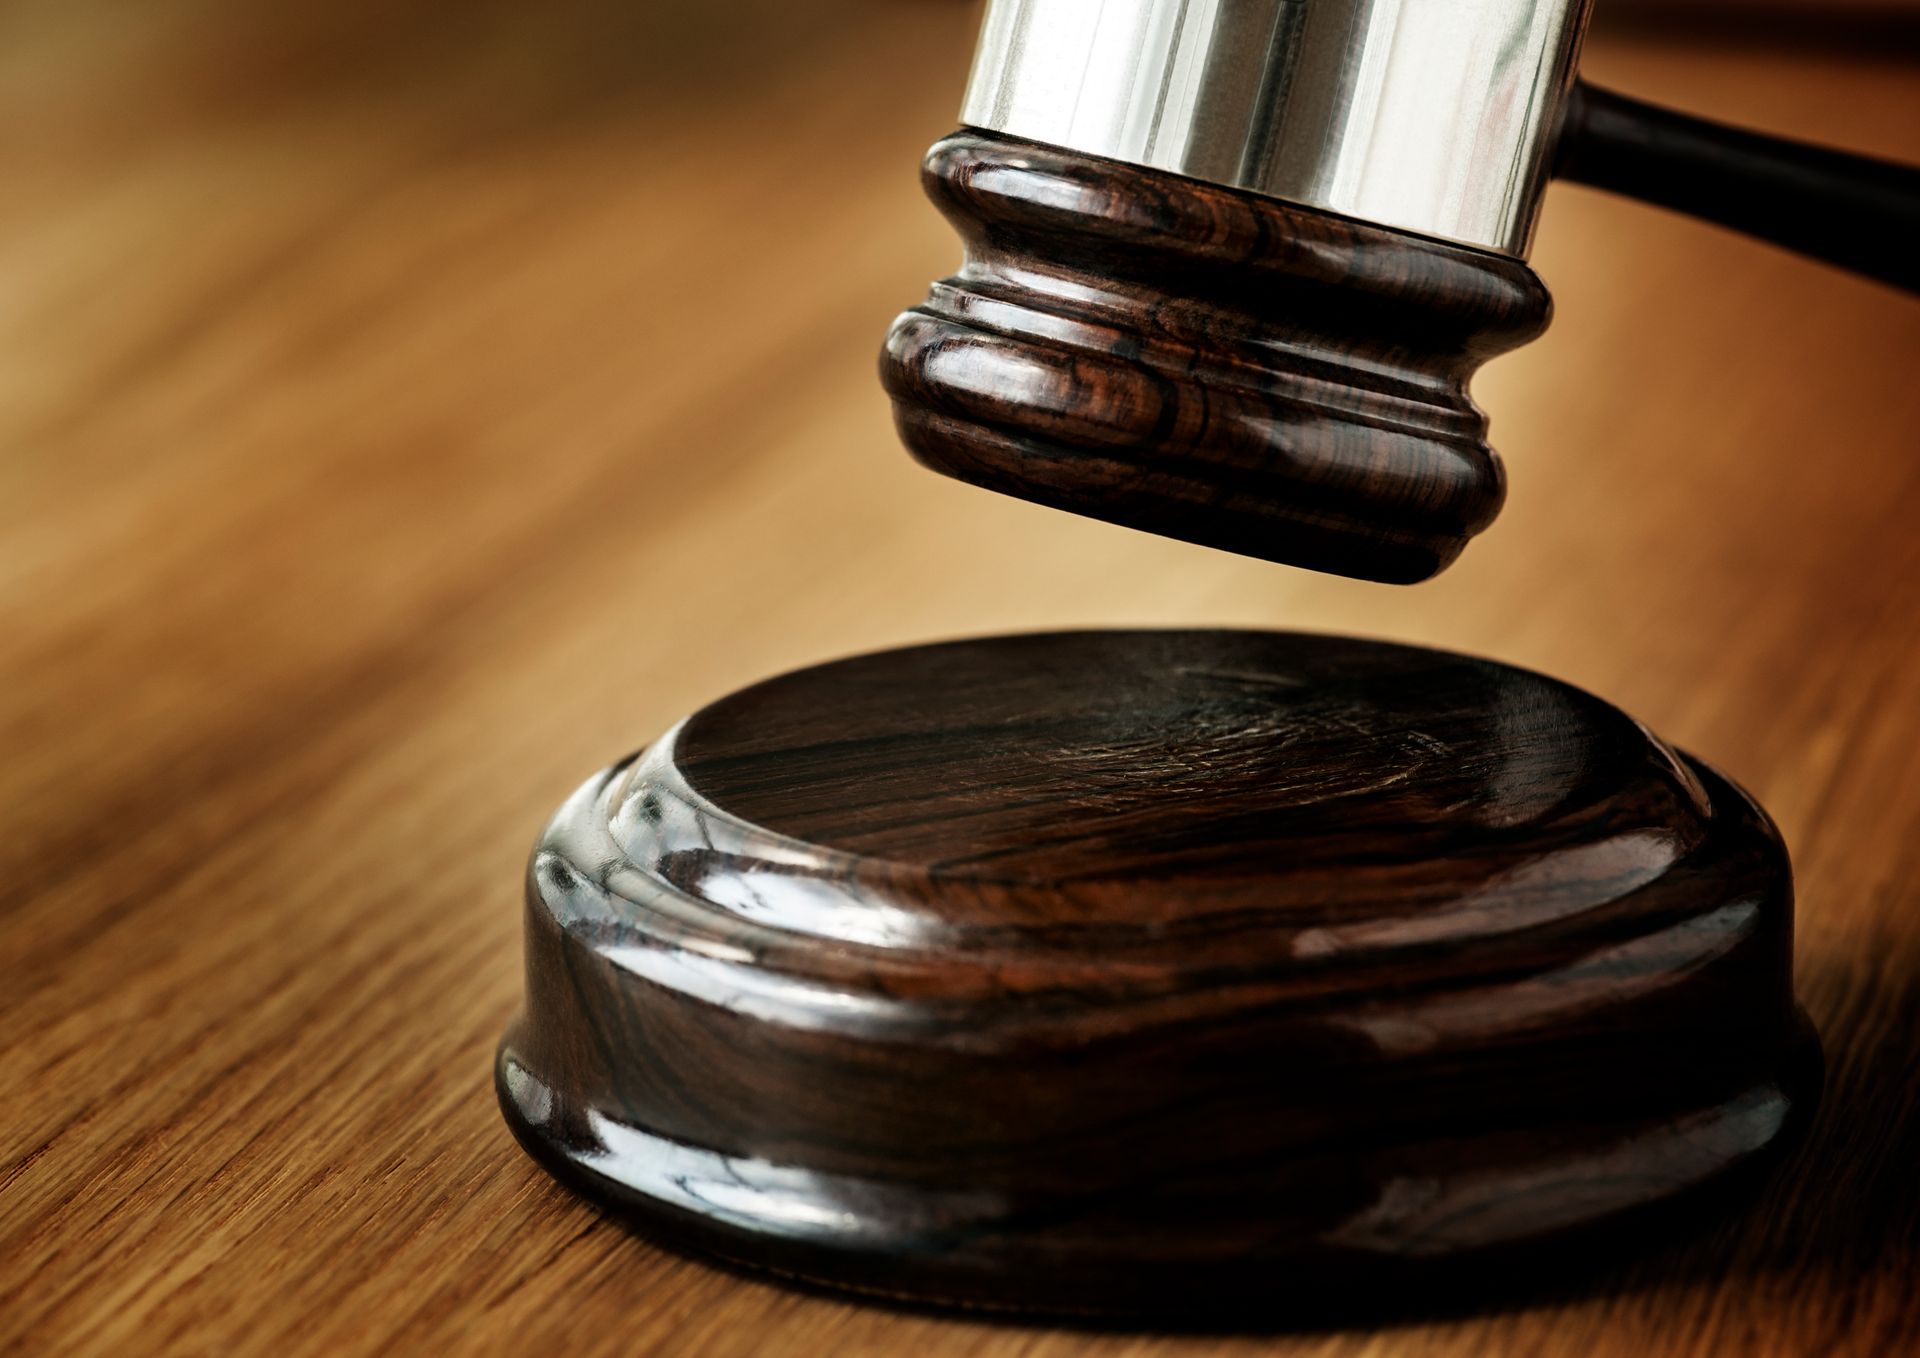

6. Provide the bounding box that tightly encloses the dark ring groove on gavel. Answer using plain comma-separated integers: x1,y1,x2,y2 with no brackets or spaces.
882,93,1919,584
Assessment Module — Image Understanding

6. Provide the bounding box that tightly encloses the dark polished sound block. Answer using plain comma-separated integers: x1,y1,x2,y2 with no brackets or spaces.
498,630,1819,1318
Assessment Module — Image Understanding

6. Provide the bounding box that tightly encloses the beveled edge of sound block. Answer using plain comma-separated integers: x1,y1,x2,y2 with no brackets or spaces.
497,630,1821,1319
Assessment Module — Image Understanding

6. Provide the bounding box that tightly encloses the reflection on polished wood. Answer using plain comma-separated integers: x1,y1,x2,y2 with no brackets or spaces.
1,1,1916,1354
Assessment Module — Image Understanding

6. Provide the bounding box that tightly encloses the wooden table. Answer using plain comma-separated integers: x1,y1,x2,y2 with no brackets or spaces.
3,3,1916,1353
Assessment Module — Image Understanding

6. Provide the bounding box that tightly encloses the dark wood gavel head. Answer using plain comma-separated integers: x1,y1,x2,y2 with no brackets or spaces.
879,3,1917,584
880,132,1552,583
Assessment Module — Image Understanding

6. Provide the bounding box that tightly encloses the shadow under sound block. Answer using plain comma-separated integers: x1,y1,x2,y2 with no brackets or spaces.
498,629,1819,1318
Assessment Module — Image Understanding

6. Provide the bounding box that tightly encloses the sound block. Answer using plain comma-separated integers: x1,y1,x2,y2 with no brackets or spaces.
498,630,1819,1318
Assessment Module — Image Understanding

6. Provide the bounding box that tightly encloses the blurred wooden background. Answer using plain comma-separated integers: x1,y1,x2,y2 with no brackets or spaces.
2,1,1917,1354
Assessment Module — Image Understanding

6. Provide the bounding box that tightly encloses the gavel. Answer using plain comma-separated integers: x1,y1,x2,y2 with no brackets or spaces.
500,1,1878,1317
881,0,1920,583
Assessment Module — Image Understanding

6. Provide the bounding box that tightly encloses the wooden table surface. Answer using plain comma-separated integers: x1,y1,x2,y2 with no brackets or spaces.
4,3,1917,1353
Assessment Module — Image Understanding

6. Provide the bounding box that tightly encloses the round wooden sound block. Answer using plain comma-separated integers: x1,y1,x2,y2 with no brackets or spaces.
498,631,1819,1317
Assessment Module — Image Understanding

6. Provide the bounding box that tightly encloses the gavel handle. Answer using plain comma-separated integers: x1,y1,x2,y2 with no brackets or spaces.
1556,81,1920,293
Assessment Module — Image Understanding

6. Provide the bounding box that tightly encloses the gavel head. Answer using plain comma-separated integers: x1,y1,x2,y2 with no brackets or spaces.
880,0,1592,583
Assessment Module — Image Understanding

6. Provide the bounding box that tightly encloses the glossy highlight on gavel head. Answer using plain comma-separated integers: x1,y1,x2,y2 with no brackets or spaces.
879,131,1553,584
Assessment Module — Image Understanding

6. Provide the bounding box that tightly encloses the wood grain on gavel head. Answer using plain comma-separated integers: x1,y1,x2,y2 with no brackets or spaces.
879,133,1554,584
500,630,1818,1318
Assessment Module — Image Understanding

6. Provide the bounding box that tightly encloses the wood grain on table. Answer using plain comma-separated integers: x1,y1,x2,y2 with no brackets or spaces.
2,2,1916,1354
